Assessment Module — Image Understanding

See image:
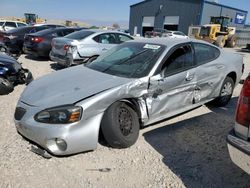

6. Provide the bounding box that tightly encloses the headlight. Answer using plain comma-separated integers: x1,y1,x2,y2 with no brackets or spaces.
34,105,82,124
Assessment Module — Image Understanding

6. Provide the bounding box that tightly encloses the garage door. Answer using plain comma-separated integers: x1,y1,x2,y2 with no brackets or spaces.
142,16,155,27
164,16,179,31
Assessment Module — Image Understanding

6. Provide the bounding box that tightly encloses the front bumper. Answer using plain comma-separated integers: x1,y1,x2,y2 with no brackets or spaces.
14,101,102,156
227,129,250,174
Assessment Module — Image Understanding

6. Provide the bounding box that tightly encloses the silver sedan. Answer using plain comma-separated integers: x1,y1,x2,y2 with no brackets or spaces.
15,38,243,156
49,29,133,67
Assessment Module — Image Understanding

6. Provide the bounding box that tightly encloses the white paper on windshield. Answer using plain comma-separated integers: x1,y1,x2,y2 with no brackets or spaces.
143,44,161,50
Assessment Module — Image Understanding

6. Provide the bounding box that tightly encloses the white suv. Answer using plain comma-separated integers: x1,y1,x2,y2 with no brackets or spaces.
0,20,27,31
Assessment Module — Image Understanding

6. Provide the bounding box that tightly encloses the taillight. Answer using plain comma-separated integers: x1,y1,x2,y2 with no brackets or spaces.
31,37,44,43
236,76,250,127
64,45,70,51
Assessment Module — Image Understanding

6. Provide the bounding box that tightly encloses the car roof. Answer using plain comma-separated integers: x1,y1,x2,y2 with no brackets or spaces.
0,20,27,24
128,37,217,48
29,27,83,36
86,29,131,35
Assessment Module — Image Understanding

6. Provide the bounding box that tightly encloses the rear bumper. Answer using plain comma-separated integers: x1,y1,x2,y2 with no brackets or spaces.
227,129,250,174
49,51,88,67
23,45,49,57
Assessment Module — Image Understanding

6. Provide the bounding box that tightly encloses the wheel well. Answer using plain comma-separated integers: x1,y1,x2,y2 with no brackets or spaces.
227,72,236,84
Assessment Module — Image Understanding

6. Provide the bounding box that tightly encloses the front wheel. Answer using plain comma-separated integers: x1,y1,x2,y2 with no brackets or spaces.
212,77,235,107
101,102,140,148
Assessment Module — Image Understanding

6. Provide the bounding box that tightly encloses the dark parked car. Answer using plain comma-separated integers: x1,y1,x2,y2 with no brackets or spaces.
0,53,33,95
0,26,55,56
23,27,83,58
227,75,250,175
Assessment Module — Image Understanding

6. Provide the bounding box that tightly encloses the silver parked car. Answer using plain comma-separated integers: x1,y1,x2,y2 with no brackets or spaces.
49,29,133,67
15,38,243,156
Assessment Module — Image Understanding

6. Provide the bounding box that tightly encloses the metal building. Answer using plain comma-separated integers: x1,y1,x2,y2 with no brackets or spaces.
129,0,248,36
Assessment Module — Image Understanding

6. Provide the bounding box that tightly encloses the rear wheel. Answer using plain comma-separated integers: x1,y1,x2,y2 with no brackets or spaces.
212,77,235,107
0,77,14,95
215,36,226,48
101,102,140,148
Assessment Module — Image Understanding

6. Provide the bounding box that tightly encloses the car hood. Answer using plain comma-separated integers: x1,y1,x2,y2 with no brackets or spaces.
20,66,132,108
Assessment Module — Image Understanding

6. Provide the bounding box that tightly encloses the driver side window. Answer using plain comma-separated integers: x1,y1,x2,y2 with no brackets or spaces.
162,44,194,77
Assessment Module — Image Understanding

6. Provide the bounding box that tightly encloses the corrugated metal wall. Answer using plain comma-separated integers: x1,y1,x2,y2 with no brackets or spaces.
201,2,247,28
129,0,201,36
236,29,250,47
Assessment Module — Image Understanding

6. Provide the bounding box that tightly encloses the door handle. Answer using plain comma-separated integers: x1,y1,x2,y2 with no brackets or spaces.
102,48,108,51
185,72,194,81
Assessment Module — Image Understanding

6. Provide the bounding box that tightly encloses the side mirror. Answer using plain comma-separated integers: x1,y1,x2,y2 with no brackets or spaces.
150,73,164,82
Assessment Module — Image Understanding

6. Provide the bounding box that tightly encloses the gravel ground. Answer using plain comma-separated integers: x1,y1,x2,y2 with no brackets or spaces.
1,50,250,188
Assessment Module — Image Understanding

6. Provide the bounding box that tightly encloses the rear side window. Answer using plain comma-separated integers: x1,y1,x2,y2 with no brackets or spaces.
117,34,133,44
193,43,220,65
5,22,17,28
93,33,117,44
65,30,94,40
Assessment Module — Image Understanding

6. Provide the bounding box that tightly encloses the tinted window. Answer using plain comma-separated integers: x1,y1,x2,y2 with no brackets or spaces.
117,34,133,44
62,29,78,36
86,42,165,78
163,44,194,76
0,22,4,26
5,22,16,27
93,33,117,44
17,23,26,27
65,30,94,40
193,43,220,65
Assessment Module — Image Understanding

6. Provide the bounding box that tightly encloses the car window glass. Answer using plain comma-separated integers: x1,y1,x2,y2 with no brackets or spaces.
17,23,26,27
5,22,16,28
62,29,74,36
65,30,94,40
193,43,220,65
118,34,132,44
0,22,4,26
163,44,193,76
95,34,117,44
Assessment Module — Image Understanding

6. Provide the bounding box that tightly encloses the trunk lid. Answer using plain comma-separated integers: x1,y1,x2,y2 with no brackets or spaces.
51,37,78,56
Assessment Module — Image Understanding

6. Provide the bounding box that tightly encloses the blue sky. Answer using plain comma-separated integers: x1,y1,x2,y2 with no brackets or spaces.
0,0,249,25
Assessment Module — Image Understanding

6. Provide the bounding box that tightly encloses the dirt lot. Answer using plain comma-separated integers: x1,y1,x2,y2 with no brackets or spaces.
1,50,250,188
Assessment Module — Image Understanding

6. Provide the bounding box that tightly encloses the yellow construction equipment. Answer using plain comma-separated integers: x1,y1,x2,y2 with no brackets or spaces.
189,16,237,48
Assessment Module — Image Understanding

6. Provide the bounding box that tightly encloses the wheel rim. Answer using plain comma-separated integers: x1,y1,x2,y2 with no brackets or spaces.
220,81,233,102
118,107,133,136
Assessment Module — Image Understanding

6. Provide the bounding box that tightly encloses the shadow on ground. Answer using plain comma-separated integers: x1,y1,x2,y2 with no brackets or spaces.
143,97,250,188
24,55,50,62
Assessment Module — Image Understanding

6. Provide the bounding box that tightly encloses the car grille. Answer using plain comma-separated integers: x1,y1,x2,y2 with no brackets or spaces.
14,107,26,121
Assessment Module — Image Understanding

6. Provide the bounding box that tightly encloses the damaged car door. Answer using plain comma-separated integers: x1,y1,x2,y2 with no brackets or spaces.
193,42,222,102
146,43,197,124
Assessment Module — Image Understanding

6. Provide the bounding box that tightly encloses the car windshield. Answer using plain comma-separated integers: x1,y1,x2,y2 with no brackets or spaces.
86,42,165,78
65,30,94,40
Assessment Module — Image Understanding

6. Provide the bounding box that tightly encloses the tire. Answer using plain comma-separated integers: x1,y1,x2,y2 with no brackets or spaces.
101,102,140,148
0,77,14,95
212,77,235,107
227,35,237,48
215,36,226,48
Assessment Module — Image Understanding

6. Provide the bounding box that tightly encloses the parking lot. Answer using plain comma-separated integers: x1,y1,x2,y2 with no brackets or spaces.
0,49,250,188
